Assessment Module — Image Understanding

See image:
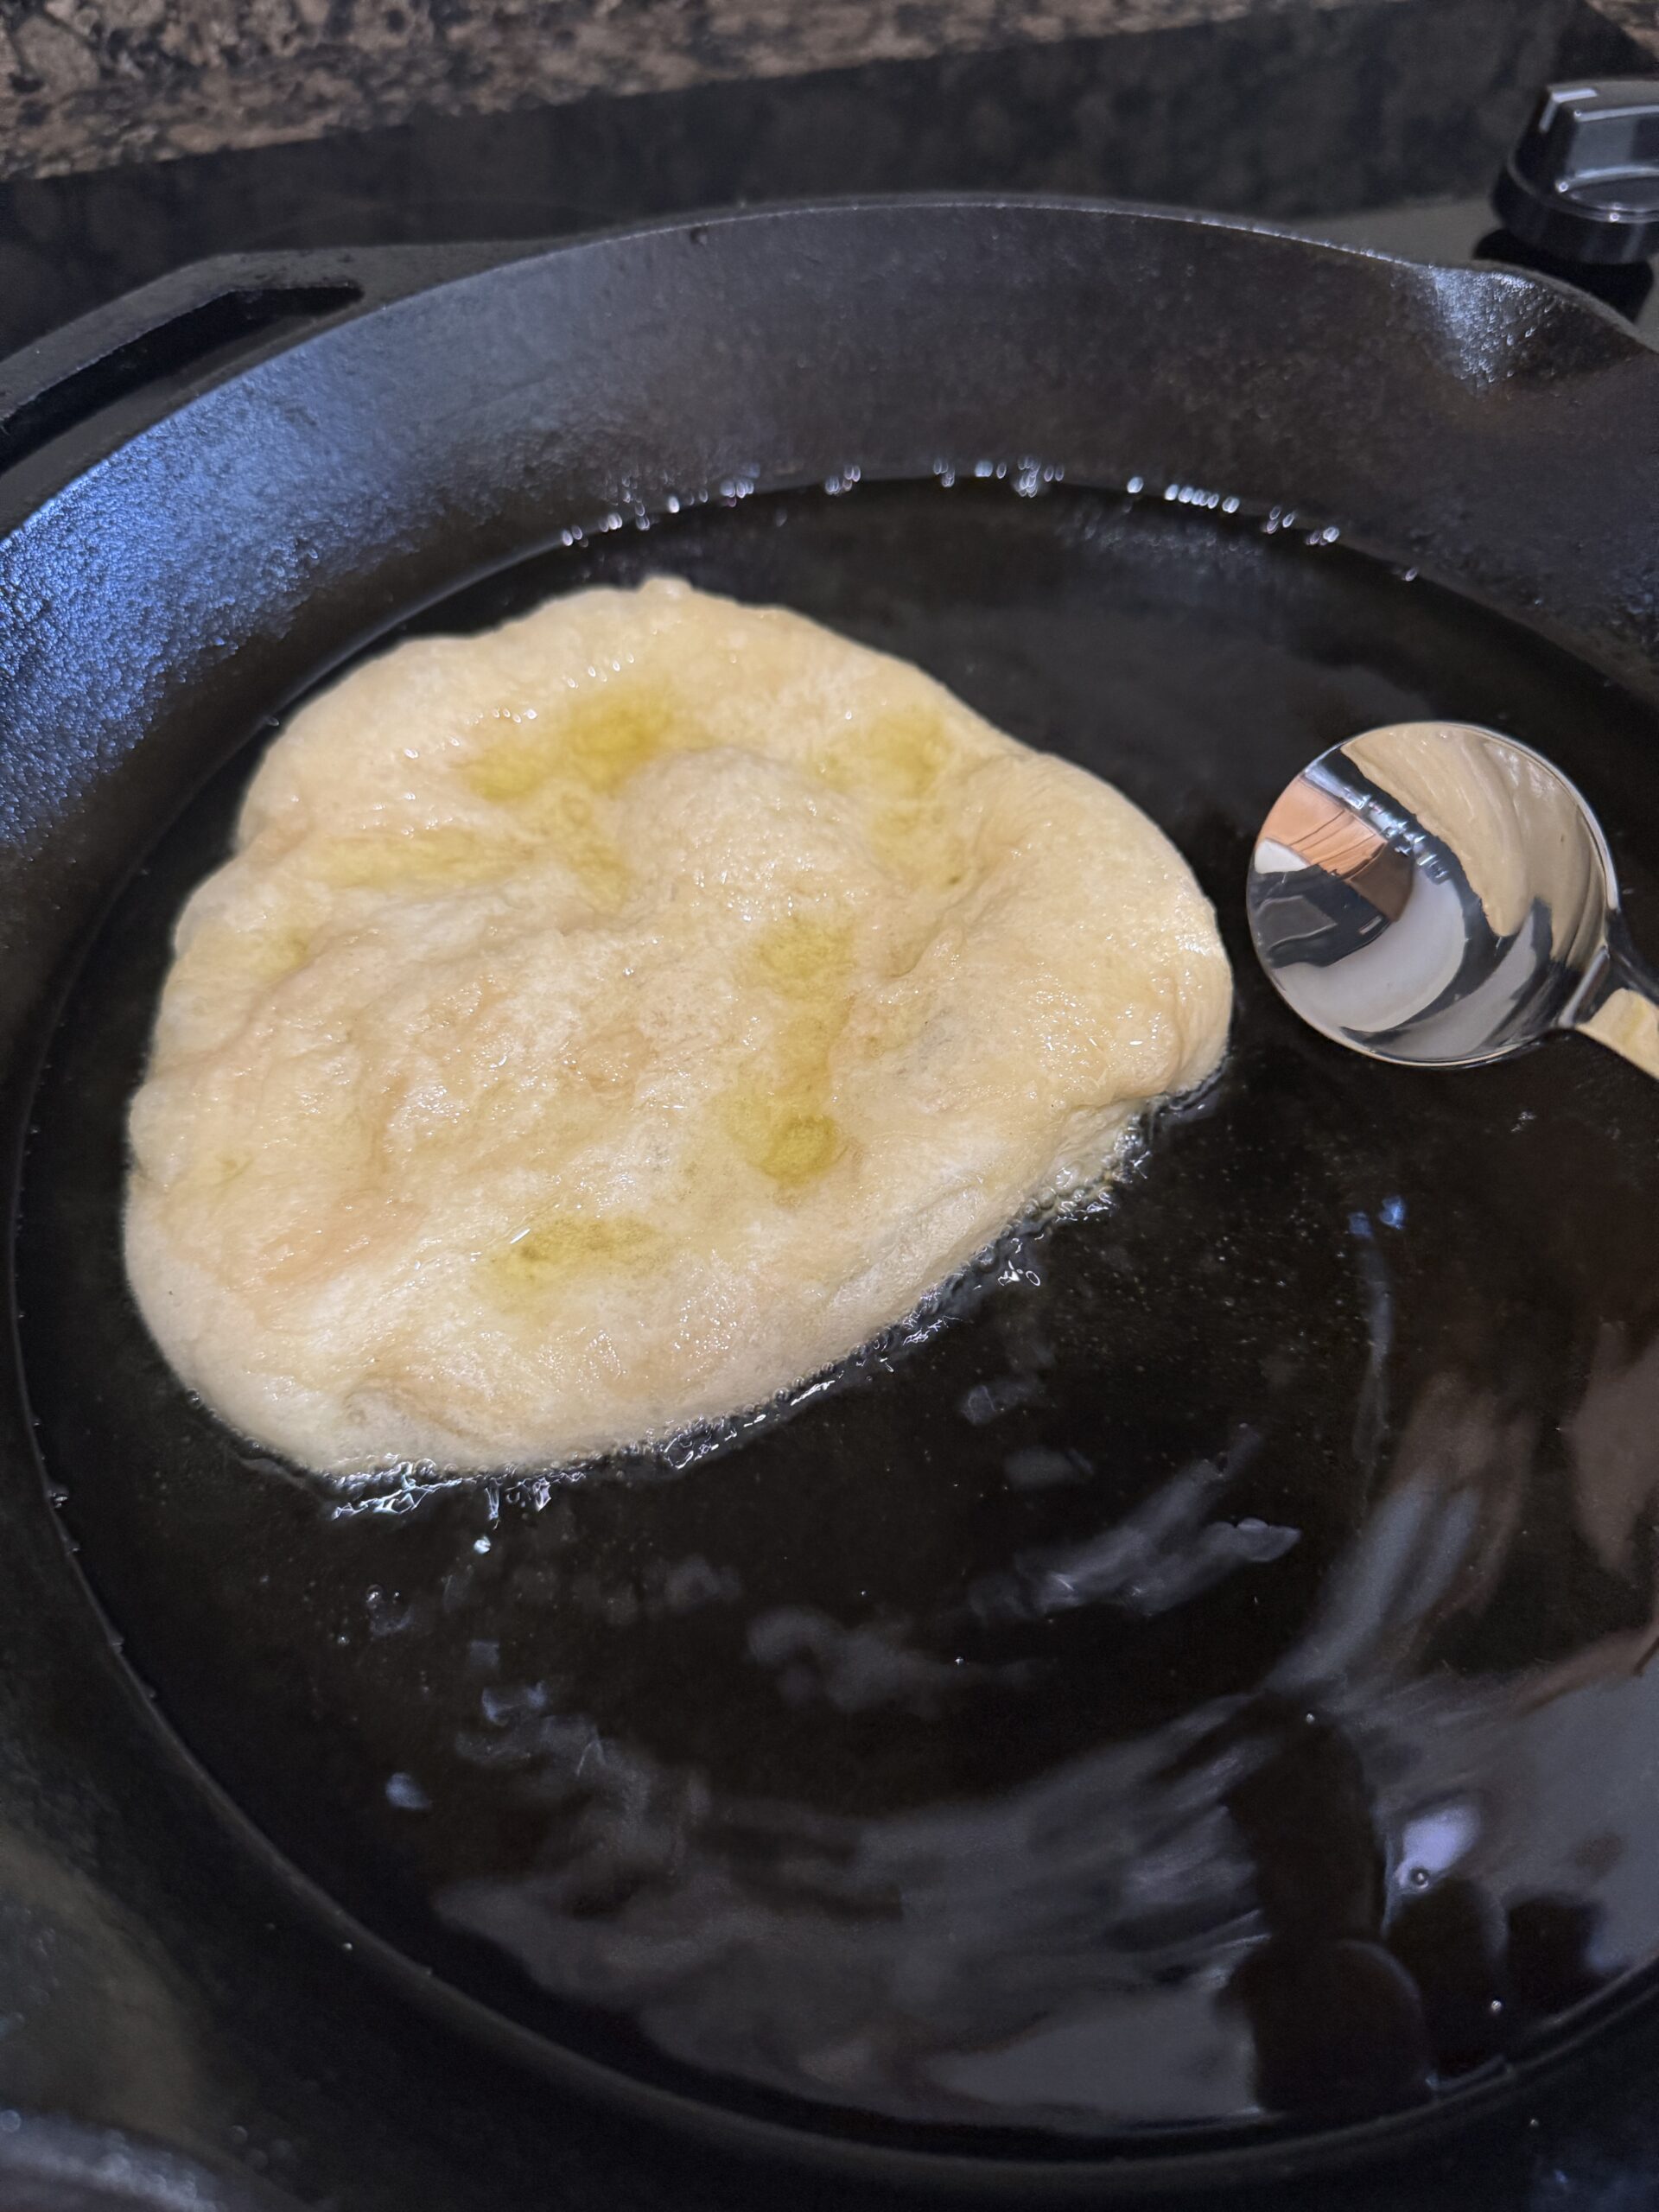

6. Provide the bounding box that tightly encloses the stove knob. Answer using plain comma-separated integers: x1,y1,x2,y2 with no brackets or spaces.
1494,79,1659,267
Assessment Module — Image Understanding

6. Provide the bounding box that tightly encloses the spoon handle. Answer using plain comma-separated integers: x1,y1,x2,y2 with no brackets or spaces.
1576,931,1659,1082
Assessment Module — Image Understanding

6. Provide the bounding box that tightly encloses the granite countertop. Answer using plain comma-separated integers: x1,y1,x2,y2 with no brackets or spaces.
5,0,1651,185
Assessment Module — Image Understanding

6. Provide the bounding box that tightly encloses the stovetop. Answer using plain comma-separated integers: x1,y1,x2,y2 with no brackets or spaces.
3,0,1656,360
3,3,1659,2209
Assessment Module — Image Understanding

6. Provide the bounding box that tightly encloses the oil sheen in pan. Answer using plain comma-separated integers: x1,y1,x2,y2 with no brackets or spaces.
18,480,1659,2153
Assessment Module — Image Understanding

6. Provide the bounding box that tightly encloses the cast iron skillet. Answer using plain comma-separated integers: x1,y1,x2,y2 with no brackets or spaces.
5,199,1659,2201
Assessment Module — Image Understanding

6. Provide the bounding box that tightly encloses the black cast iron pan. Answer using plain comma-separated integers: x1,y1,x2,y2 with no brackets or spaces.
5,199,1659,2207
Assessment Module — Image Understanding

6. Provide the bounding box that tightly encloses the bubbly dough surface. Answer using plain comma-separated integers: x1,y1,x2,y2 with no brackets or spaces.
126,578,1230,1474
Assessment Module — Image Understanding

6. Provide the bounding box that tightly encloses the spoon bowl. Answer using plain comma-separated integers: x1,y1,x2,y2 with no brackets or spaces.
1246,721,1659,1079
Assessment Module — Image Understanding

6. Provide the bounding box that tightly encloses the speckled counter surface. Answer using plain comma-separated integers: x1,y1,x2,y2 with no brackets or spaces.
3,0,1653,182
2,0,1340,179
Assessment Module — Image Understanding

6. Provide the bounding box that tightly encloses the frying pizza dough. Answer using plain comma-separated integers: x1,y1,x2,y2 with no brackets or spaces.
125,577,1230,1474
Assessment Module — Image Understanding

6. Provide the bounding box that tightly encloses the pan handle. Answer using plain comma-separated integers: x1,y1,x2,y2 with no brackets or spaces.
0,242,525,479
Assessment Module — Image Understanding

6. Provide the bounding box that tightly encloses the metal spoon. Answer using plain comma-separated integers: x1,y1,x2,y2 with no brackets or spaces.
1246,721,1659,1080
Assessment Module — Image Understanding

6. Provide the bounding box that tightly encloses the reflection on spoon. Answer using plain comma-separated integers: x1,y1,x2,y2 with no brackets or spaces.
1247,721,1659,1078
